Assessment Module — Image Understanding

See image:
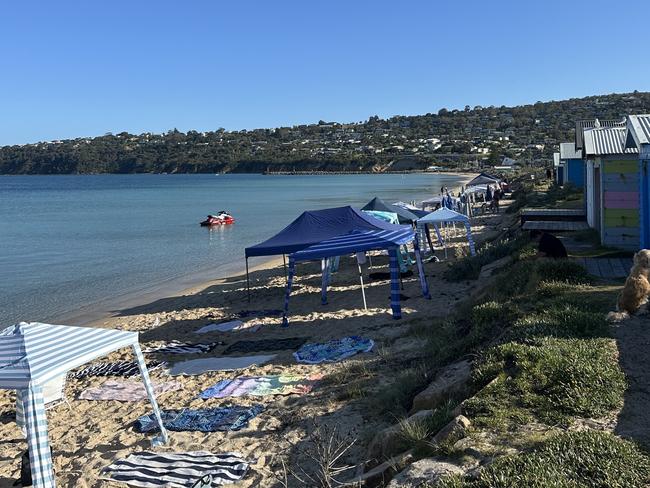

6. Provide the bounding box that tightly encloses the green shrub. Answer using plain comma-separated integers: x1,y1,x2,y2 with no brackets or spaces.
444,235,529,282
436,431,650,488
465,337,626,426
466,301,519,346
369,366,429,418
535,259,592,284
508,303,610,340
396,400,456,457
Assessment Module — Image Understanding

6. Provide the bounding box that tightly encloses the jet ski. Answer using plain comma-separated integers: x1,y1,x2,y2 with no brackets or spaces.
200,211,235,226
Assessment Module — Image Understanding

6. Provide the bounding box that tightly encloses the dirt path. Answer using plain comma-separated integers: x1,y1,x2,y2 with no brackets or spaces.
614,315,650,448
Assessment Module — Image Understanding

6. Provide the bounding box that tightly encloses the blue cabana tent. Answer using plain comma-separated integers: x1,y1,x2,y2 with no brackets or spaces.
282,228,431,325
361,197,421,224
417,208,476,257
0,322,168,488
244,206,404,297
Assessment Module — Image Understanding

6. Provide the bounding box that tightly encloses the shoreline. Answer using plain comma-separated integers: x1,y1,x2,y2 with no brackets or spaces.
16,172,475,328
61,255,285,328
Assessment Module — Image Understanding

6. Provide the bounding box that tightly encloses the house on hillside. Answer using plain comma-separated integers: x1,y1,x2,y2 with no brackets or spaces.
581,123,639,249
559,142,584,187
623,114,650,248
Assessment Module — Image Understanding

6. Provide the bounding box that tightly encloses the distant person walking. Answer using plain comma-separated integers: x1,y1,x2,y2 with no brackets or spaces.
530,230,568,258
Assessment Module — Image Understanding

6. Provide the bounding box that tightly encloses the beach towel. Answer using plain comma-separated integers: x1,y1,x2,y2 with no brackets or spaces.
101,451,249,487
142,341,222,354
235,309,282,318
369,269,413,281
135,405,264,433
69,360,165,379
79,380,182,401
195,320,260,334
167,355,276,376
199,374,323,399
223,337,308,355
293,336,374,364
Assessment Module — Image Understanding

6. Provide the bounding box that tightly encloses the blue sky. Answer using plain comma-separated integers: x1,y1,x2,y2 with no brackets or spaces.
1,0,649,145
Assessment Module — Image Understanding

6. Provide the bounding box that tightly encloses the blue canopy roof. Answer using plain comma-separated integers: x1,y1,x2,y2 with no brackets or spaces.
245,206,405,258
362,197,420,224
292,228,414,261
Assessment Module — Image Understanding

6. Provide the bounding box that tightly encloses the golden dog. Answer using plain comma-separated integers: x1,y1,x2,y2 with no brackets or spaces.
608,249,650,322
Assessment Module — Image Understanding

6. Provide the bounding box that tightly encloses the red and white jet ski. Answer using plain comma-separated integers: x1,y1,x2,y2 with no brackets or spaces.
200,211,235,226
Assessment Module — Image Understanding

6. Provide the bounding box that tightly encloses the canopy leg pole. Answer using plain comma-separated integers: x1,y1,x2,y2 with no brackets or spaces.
283,254,287,283
321,258,329,305
358,261,368,310
389,248,402,319
414,238,431,299
425,224,435,256
246,258,251,302
282,257,296,327
444,224,448,260
21,385,55,488
133,343,169,446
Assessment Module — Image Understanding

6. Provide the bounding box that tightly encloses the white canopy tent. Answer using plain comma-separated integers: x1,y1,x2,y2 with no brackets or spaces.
416,208,476,259
0,322,168,488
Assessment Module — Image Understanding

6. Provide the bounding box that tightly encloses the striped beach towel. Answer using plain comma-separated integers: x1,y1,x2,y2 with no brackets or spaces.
69,360,164,379
101,451,249,487
142,341,221,355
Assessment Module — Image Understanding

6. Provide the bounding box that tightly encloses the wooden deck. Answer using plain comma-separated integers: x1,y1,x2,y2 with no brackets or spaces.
522,221,589,231
574,257,633,279
521,208,585,217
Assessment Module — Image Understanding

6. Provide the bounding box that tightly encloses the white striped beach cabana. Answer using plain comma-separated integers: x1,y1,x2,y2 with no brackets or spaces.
282,228,431,325
0,322,169,488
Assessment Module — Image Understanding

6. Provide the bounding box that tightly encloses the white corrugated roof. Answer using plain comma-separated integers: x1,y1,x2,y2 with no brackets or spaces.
625,114,650,149
583,127,638,156
559,142,582,160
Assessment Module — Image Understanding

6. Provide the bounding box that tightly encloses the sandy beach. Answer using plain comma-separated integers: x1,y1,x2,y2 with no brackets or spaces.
0,195,511,487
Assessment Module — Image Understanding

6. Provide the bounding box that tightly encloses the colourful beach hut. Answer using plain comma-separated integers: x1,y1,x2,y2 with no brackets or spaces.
623,114,650,248
282,228,431,325
559,142,584,187
582,124,639,249
0,322,168,488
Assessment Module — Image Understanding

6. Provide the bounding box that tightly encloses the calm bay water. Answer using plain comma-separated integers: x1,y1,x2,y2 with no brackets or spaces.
0,173,466,325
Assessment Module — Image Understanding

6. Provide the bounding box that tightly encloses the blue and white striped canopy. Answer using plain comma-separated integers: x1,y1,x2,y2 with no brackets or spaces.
292,228,415,261
0,322,138,389
0,322,168,488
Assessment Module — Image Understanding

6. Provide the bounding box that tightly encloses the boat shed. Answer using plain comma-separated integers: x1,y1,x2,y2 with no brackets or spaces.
623,114,650,248
582,124,639,250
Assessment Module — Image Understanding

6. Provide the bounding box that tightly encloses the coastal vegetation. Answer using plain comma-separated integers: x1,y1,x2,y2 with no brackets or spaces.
2,92,650,174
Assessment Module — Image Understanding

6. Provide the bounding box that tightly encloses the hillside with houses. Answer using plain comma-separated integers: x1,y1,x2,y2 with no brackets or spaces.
1,91,650,174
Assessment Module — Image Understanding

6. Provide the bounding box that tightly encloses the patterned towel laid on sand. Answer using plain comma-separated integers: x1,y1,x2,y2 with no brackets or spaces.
167,355,276,376
293,336,375,364
69,360,165,379
101,451,249,487
199,374,324,399
135,405,264,433
194,320,260,334
79,380,182,401
223,337,308,355
142,340,222,354
234,309,283,318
